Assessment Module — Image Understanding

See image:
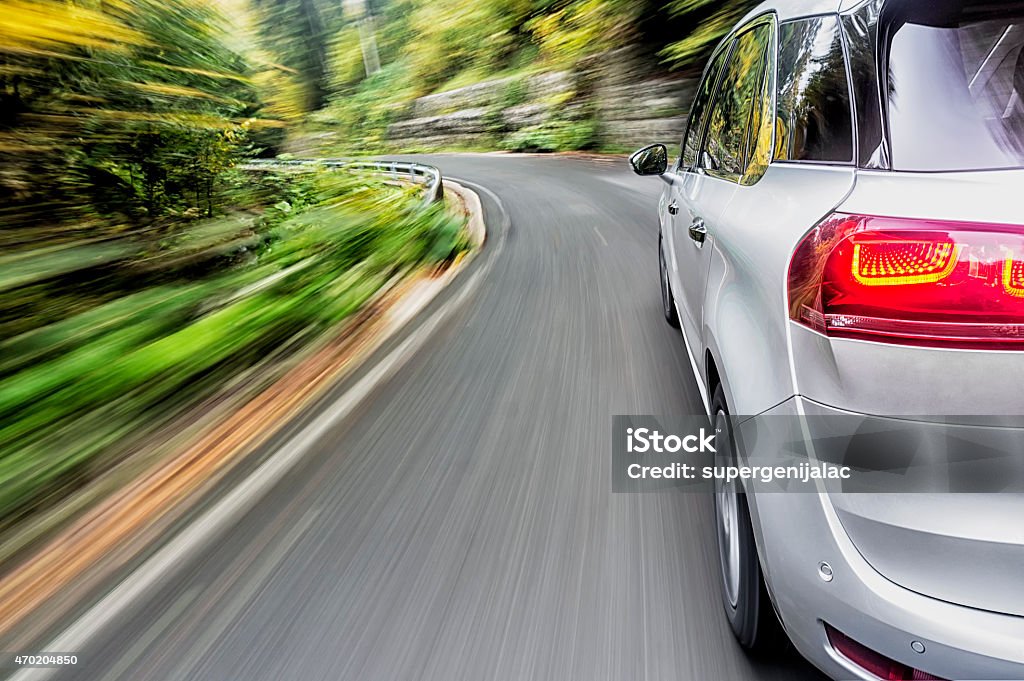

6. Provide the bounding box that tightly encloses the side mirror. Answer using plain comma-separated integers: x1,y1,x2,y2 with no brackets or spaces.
629,144,668,176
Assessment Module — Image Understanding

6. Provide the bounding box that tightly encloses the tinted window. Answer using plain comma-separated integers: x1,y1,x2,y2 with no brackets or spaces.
682,45,730,169
775,15,854,163
885,3,1024,171
703,23,773,182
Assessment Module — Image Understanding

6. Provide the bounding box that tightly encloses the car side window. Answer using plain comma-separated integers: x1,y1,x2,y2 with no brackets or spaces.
702,23,773,182
774,15,854,163
681,44,731,170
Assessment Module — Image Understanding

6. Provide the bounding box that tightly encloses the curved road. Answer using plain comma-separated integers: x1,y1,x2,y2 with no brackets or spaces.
35,154,823,681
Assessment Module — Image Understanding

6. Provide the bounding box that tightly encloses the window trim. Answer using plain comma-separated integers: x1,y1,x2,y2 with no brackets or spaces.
840,9,860,168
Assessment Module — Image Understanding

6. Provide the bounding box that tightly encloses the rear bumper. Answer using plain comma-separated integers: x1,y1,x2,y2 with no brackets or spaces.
746,397,1024,680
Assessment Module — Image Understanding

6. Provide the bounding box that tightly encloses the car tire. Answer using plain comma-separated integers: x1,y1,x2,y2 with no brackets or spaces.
711,384,785,654
659,234,680,329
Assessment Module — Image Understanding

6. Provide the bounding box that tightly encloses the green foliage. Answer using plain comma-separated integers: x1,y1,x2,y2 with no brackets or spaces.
0,169,467,531
660,0,761,67
315,60,415,151
501,77,530,110
481,77,530,137
250,0,337,111
327,24,368,93
0,0,279,223
502,118,597,153
525,0,642,66
310,0,761,154
320,0,662,102
403,0,532,93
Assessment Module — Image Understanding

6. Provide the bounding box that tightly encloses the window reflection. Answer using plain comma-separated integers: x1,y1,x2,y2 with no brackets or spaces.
682,45,730,170
775,15,854,164
887,12,1024,171
703,23,772,182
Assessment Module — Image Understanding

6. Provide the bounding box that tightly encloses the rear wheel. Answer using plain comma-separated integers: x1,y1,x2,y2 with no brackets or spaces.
659,234,680,328
712,385,785,653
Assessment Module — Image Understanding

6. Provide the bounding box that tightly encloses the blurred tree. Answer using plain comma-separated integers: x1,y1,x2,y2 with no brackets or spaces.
250,0,338,111
526,0,645,66
318,0,752,105
661,0,761,67
0,0,277,224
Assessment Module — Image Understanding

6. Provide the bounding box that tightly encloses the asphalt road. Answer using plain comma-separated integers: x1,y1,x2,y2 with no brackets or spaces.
39,154,825,681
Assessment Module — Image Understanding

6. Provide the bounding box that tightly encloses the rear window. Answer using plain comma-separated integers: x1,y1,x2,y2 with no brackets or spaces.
885,3,1024,171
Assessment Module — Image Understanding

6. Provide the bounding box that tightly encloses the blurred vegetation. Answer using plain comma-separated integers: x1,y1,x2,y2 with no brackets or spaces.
0,167,466,532
502,119,598,153
308,0,759,153
661,0,763,66
1,0,761,215
0,0,466,532
1,0,283,220
0,0,758,531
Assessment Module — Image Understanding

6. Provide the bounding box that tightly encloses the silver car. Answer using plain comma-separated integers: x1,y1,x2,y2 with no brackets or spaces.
631,1,1024,679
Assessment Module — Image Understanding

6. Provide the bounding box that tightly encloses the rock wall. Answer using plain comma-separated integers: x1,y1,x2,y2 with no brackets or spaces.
582,47,695,150
385,48,695,152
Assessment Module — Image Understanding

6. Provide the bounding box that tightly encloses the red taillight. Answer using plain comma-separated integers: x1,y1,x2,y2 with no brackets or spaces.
788,213,1024,348
825,624,947,680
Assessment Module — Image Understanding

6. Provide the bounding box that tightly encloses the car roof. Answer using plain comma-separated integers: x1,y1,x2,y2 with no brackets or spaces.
739,0,843,25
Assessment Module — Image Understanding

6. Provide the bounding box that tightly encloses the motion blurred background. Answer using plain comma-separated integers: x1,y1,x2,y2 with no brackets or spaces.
0,0,757,579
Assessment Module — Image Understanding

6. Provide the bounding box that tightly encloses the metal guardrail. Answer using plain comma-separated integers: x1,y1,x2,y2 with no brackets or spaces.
242,159,444,209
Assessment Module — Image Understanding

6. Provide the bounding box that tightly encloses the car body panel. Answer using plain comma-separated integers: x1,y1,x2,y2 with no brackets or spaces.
790,168,1024,621
667,171,735,374
746,398,1024,681
798,398,1024,620
840,168,1024,225
791,324,1024,416
834,495,1024,617
700,162,854,415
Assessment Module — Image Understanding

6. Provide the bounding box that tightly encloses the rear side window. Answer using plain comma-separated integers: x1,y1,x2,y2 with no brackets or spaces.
885,3,1024,171
703,23,773,182
682,45,730,170
775,15,854,164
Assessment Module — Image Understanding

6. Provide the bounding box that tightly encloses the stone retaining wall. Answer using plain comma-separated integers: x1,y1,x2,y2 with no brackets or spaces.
386,48,696,151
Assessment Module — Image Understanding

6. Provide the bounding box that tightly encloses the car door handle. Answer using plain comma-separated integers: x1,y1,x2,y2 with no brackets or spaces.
688,218,707,244
668,202,680,215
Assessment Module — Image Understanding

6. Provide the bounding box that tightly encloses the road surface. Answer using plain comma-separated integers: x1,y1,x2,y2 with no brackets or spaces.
29,154,824,681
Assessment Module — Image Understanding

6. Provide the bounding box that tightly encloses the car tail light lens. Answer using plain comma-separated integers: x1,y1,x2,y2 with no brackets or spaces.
825,624,947,680
788,213,1024,348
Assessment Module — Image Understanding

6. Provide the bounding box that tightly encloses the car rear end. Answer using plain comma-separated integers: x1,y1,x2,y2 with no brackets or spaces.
757,1,1024,678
